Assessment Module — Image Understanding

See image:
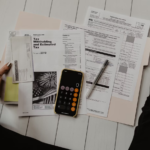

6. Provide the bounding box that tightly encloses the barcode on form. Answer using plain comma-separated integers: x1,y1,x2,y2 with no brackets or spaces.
14,60,19,81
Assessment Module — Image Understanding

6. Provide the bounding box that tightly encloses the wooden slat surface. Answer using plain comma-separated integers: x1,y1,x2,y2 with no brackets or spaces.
85,117,117,150
0,0,26,60
25,0,52,16
27,116,59,145
132,0,150,20
105,0,132,16
0,105,29,135
76,0,106,24
55,115,89,150
50,0,79,22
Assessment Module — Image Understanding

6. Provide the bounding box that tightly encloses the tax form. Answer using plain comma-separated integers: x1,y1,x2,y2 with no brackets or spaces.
10,36,34,83
11,30,87,116
84,7,150,101
60,21,122,117
5,30,85,73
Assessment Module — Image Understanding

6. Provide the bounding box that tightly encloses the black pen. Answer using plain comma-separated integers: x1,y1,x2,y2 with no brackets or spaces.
86,60,109,99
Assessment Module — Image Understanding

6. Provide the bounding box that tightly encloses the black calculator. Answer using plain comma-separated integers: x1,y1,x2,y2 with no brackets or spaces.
55,69,84,117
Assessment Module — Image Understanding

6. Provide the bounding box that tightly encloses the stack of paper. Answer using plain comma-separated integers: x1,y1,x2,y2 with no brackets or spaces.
2,7,150,125
4,30,87,115
60,21,122,117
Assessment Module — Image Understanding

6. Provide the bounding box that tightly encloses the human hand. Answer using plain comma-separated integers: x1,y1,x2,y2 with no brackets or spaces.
0,63,11,77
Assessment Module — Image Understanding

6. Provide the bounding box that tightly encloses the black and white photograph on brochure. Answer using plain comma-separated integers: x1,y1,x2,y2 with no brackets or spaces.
32,72,57,110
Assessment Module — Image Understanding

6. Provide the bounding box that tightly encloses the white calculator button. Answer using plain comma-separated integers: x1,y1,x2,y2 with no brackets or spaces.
70,87,74,92
61,86,65,90
76,83,79,87
66,87,69,91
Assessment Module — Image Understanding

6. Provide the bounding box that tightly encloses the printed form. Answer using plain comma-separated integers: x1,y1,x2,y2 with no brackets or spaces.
84,7,150,101
14,30,86,116
60,21,122,117
10,36,34,83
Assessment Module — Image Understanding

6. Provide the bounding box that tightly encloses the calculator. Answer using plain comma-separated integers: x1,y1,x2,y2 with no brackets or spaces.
55,69,84,117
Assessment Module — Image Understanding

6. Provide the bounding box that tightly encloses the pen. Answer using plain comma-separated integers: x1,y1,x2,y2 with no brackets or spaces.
86,59,109,99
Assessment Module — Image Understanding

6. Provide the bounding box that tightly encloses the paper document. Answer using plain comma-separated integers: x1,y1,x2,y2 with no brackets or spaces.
18,67,60,116
17,30,86,116
4,77,18,103
10,36,34,83
61,21,122,117
84,7,150,101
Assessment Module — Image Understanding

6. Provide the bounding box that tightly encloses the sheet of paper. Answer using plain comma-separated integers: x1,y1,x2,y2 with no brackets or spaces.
4,76,18,102
5,30,85,71
60,21,122,117
84,7,150,101
17,30,86,116
10,36,34,83
18,67,61,116
60,30,86,114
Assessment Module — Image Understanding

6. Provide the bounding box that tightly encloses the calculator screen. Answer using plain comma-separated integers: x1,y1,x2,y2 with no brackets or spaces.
55,69,83,116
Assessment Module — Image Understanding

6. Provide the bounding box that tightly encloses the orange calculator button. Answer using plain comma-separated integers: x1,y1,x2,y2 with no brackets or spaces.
73,98,77,102
74,88,79,92
71,107,75,112
74,93,78,97
72,102,76,107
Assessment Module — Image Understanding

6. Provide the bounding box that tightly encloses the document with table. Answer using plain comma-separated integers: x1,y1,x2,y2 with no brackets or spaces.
12,30,87,116
84,7,150,101
60,21,122,117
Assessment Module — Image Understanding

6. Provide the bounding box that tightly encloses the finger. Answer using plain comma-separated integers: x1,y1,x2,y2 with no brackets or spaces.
0,63,11,76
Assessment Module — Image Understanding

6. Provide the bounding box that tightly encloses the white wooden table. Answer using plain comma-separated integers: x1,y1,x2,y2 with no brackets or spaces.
0,0,150,150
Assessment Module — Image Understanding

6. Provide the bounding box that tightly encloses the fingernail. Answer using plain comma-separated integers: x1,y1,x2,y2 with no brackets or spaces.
7,62,11,67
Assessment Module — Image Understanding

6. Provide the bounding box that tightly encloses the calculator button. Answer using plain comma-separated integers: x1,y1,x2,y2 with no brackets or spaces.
72,102,76,107
69,98,72,100
73,98,77,102
64,97,67,100
61,91,63,94
67,106,71,111
70,87,74,92
65,92,68,95
71,107,75,112
74,88,79,92
70,93,73,96
63,101,67,105
61,86,65,90
66,87,69,91
76,83,79,87
58,100,62,104
74,93,78,97
58,105,66,110
60,96,62,99
67,102,71,105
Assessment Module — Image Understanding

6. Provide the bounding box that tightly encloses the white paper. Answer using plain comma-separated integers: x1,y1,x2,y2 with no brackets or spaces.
84,7,150,101
17,30,86,116
18,67,60,116
10,36,34,83
60,21,122,117
60,30,86,114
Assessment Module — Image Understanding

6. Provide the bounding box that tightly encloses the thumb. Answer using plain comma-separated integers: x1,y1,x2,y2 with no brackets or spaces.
0,63,11,76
